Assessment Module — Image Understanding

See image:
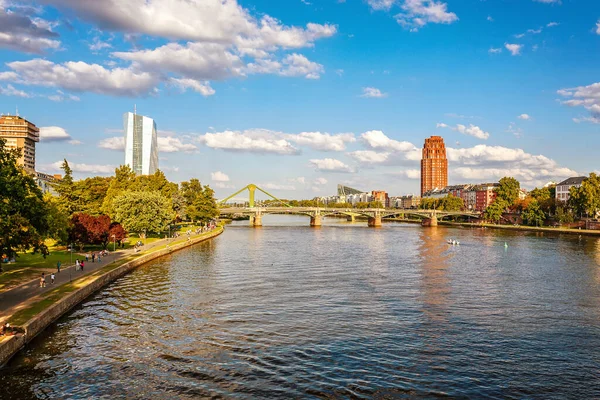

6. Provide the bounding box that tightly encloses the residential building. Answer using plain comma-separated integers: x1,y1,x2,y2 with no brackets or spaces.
474,183,499,211
556,176,587,202
463,188,477,211
401,195,421,209
124,111,158,175
0,114,39,172
420,135,448,196
371,190,389,207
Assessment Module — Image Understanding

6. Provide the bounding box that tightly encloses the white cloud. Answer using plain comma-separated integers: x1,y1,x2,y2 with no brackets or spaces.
47,90,80,102
558,82,600,124
437,123,490,140
158,137,197,153
547,22,559,27
314,177,328,185
0,5,60,54
214,182,234,189
487,16,494,22
347,150,390,164
285,131,355,151
397,169,420,179
394,0,458,31
361,87,388,98
169,78,215,96
50,160,115,175
259,182,296,190
89,37,111,52
39,126,71,142
596,20,600,35
5,59,159,96
505,43,523,56
0,84,30,97
367,0,396,11
488,47,502,54
200,129,299,155
98,136,125,151
68,139,82,145
361,130,417,152
246,53,325,79
518,113,532,120
309,158,354,173
211,171,230,182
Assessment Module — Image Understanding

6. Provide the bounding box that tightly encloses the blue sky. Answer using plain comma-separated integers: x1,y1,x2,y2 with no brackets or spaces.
0,0,599,200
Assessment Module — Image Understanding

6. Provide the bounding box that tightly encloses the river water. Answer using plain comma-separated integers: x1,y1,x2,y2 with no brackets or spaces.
1,216,600,399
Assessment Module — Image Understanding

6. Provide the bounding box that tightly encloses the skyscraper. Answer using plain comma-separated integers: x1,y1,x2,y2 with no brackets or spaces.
124,111,158,175
420,136,448,196
0,114,39,172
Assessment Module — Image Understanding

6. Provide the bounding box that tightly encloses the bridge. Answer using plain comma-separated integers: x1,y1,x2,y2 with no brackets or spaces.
218,184,481,227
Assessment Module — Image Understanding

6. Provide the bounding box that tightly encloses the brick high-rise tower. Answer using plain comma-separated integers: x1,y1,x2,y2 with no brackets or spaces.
420,136,448,196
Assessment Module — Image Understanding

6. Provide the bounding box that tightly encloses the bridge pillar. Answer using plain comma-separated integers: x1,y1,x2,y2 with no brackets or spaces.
429,213,438,227
310,215,322,227
252,212,263,227
368,215,382,227
346,215,356,222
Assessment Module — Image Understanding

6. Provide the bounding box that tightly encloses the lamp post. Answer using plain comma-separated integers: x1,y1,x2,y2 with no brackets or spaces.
112,234,116,252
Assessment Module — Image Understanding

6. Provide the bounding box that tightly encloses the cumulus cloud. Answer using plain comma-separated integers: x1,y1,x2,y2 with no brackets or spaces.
488,47,502,54
367,0,395,11
211,171,230,182
47,90,80,102
1,0,335,95
437,123,490,140
200,129,299,155
285,131,355,151
558,82,600,124
39,126,72,142
0,5,60,53
98,136,125,150
361,130,417,152
395,0,458,31
50,160,115,175
396,169,421,179
597,20,600,34
314,177,328,185
0,84,30,97
361,87,388,98
347,150,390,164
309,158,354,173
4,59,159,96
169,78,215,96
518,113,531,120
158,137,197,153
505,43,523,56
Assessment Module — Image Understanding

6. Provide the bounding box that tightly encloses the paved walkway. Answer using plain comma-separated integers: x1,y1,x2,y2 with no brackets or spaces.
0,236,178,322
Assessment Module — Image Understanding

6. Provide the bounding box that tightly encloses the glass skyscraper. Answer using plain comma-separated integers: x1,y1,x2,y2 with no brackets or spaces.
123,112,158,175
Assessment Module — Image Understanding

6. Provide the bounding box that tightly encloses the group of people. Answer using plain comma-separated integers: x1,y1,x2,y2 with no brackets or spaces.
39,272,55,287
39,250,112,288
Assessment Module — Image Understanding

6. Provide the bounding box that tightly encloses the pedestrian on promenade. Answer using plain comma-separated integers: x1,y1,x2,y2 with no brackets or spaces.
92,253,96,263
85,254,89,262
40,273,46,288
57,260,61,273
76,259,80,271
81,261,85,271
50,273,55,284
98,254,101,262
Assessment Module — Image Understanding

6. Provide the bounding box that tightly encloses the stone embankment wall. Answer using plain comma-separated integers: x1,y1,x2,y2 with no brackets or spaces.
0,228,223,367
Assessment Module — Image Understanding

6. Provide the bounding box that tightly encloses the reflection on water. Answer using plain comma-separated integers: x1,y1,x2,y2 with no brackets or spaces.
1,216,600,399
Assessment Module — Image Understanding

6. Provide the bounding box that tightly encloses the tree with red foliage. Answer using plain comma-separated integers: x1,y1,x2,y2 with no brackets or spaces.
109,222,127,248
68,213,128,249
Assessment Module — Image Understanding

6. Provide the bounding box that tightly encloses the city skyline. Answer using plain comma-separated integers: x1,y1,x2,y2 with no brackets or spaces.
124,111,159,175
0,0,599,198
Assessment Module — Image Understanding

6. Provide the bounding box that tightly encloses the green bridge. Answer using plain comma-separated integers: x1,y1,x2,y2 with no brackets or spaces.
219,184,481,227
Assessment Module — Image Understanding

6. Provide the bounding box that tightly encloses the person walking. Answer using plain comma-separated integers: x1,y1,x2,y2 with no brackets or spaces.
76,259,80,271
85,254,89,262
92,253,96,263
40,273,46,288
97,253,101,262
81,261,85,271
50,273,55,284
57,260,61,273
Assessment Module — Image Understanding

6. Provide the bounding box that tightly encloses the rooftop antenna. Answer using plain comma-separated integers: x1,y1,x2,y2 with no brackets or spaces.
16,106,19,117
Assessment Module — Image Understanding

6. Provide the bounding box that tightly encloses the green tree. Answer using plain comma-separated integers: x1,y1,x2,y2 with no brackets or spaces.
74,176,112,215
53,159,78,215
484,199,507,223
555,205,574,225
0,140,50,258
568,173,600,218
102,165,136,218
522,200,545,227
186,186,219,223
44,193,69,244
112,191,175,235
439,195,464,211
495,177,521,207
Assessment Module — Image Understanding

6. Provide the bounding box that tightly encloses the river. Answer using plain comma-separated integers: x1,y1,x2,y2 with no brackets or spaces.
1,216,600,399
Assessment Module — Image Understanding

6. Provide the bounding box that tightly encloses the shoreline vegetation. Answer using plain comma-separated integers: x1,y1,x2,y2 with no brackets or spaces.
0,226,223,367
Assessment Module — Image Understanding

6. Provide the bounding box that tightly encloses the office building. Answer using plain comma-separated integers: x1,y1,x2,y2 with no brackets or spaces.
0,114,39,172
124,111,158,175
420,136,448,197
